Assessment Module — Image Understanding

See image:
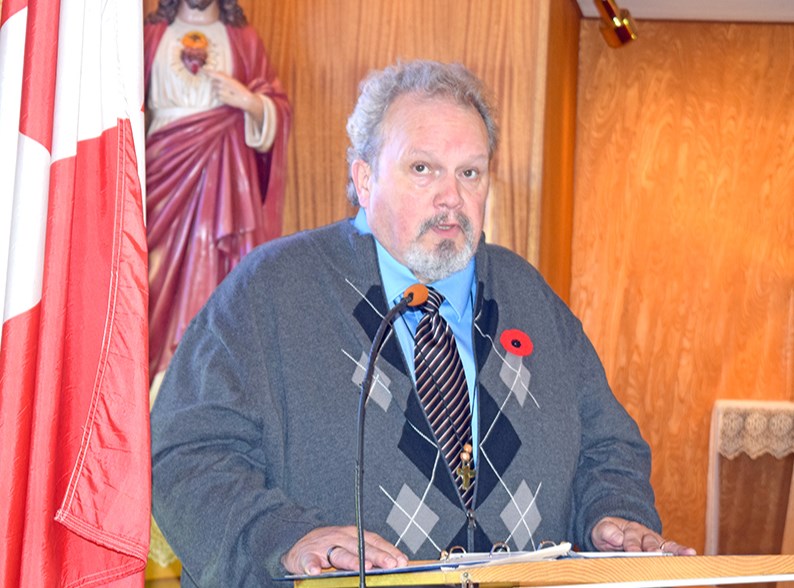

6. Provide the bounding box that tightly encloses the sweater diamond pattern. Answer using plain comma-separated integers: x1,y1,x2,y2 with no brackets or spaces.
500,480,541,550
384,483,441,554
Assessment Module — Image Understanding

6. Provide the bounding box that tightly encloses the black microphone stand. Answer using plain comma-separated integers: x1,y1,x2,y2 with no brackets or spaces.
354,290,421,588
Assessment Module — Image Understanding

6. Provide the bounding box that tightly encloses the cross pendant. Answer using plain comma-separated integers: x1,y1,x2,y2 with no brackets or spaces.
457,443,476,491
457,462,476,490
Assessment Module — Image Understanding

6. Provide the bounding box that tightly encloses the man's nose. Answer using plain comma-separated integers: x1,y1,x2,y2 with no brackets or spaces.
433,174,464,209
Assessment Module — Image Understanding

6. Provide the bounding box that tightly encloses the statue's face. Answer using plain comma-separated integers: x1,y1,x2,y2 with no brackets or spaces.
184,0,215,10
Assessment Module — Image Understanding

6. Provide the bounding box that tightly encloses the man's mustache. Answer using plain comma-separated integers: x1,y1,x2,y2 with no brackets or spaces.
417,212,473,238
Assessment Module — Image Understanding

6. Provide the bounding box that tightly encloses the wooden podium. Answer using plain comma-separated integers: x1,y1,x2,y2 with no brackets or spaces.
293,554,794,588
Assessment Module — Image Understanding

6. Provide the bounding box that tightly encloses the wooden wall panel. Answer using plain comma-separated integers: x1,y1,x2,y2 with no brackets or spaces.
572,20,794,553
538,0,580,302
277,0,549,264
719,454,794,556
143,0,561,265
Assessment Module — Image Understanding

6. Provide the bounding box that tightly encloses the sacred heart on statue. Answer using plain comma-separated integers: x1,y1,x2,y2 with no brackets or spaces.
180,31,209,75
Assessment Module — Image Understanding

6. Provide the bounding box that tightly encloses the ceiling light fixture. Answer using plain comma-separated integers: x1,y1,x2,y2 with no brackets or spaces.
593,0,638,47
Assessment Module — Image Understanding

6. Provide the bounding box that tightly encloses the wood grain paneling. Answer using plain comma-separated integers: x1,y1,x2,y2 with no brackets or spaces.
538,0,580,302
719,454,793,556
143,0,568,266
573,20,794,553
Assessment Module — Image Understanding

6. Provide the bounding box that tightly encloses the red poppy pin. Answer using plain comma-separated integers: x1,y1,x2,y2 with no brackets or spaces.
500,328,533,357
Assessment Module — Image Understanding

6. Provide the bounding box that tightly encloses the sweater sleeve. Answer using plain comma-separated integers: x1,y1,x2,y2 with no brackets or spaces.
150,269,322,587
569,323,662,549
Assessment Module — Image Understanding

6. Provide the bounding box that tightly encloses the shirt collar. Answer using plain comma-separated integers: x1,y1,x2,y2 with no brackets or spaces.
353,209,474,320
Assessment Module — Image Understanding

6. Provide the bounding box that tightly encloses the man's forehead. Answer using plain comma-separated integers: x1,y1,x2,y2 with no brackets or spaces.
382,93,485,134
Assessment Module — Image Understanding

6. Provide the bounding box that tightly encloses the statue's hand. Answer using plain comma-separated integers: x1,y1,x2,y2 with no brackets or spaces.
205,70,264,122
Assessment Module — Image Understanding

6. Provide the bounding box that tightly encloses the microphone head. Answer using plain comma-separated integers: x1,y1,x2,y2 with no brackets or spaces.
403,284,429,307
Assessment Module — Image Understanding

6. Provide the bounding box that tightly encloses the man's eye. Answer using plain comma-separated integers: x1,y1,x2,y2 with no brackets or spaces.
412,163,430,174
462,169,479,179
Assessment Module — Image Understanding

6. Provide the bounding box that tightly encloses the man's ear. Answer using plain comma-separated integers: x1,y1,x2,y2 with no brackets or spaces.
351,159,373,207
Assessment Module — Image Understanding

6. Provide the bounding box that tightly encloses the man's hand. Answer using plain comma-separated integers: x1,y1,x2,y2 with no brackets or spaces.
592,516,697,555
280,526,409,576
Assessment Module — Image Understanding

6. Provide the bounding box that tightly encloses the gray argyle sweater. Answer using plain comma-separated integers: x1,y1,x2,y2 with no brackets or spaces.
150,219,660,587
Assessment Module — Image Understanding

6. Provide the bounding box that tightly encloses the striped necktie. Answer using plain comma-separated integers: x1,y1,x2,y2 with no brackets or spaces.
414,287,475,507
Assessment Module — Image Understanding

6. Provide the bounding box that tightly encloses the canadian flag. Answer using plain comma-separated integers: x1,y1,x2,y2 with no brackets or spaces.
0,0,151,586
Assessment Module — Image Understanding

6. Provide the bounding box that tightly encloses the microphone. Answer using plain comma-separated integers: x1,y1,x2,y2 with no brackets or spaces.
354,283,428,587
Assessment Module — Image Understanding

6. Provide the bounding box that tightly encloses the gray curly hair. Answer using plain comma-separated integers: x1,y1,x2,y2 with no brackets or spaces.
345,60,499,206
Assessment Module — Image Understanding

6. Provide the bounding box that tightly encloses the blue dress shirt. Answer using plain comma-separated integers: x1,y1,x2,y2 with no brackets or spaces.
353,210,479,460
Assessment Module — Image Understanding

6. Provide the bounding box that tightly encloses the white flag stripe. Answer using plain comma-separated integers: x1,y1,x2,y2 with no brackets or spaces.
52,0,141,160
113,0,147,201
50,0,86,162
106,0,147,204
0,7,25,173
0,6,28,337
3,134,50,325
50,0,147,210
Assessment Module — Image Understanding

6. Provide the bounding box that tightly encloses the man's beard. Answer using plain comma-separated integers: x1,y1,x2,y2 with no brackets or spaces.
185,0,215,10
404,212,477,283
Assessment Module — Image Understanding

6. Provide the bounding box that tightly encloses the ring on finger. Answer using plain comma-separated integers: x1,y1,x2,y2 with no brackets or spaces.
658,540,668,552
326,545,343,567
